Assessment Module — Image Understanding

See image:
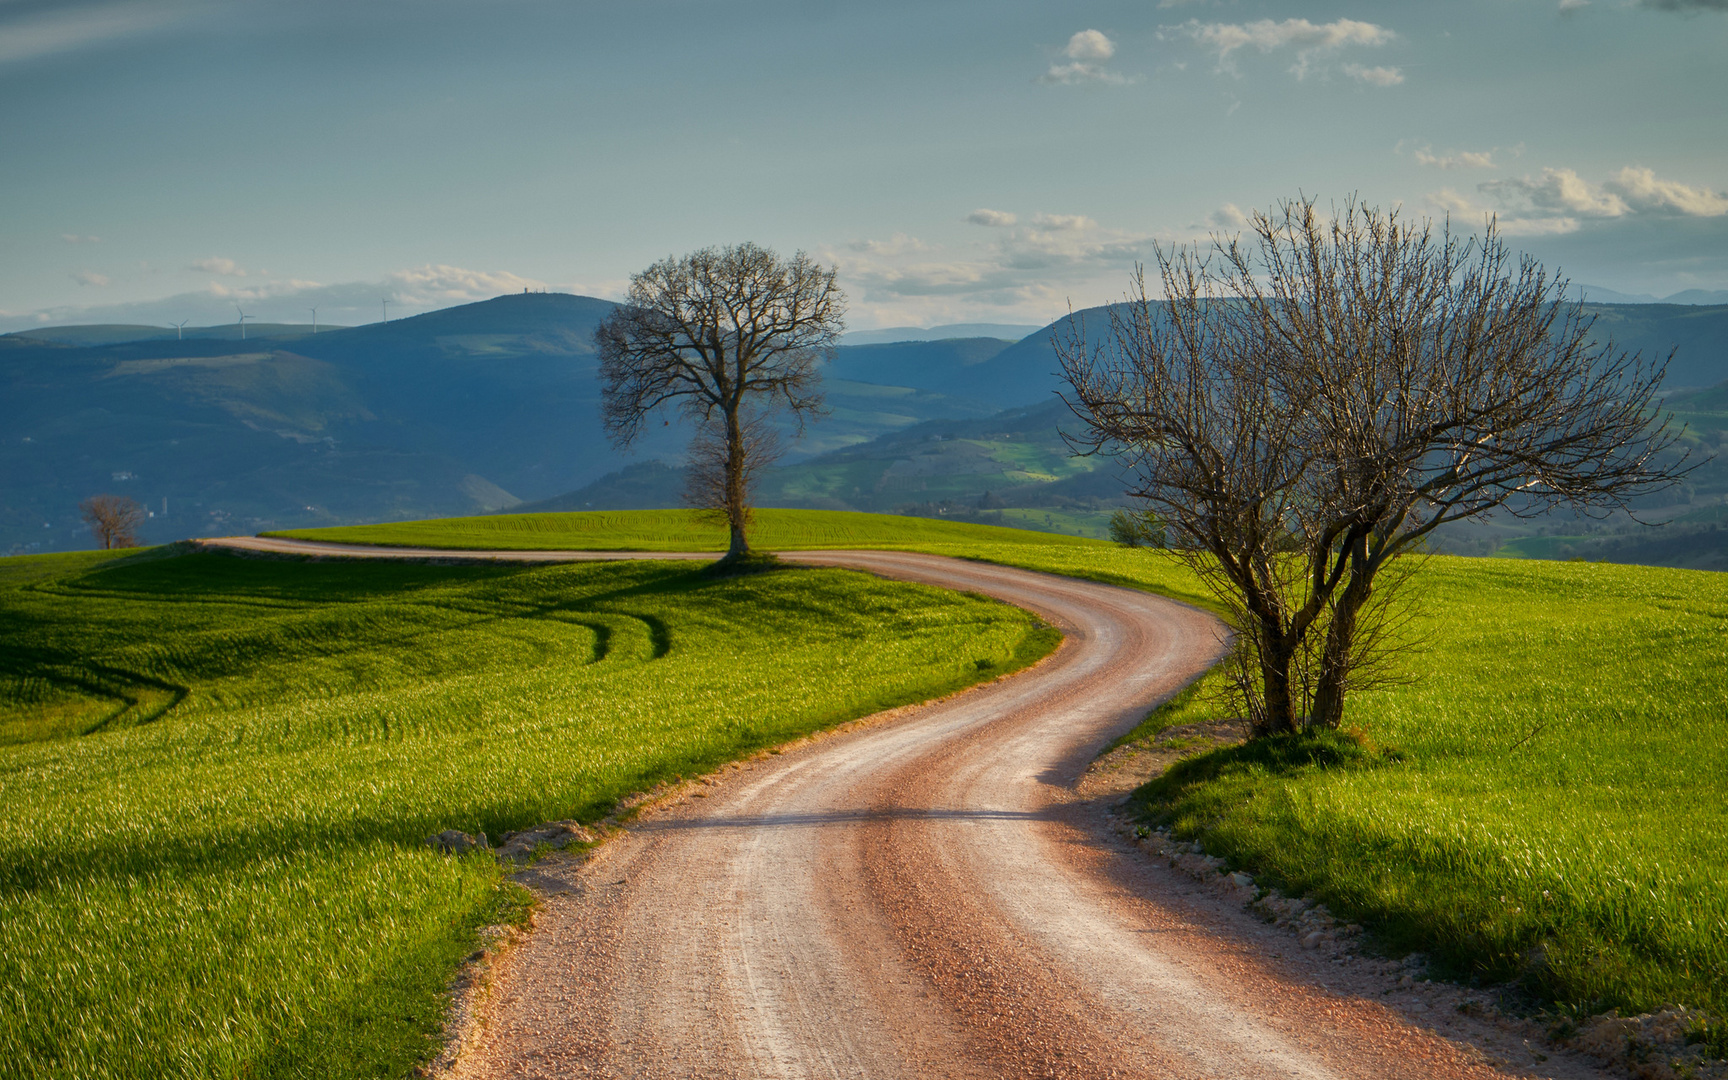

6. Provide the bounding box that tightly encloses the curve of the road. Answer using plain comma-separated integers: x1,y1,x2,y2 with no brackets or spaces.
205,537,1586,1080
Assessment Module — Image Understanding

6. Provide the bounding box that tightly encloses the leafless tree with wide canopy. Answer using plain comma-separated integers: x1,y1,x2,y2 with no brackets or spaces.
596,242,844,560
80,494,145,551
1058,197,1687,736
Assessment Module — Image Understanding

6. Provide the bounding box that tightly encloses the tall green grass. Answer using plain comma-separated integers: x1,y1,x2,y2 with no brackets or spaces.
0,546,1054,1078
1119,557,1728,1018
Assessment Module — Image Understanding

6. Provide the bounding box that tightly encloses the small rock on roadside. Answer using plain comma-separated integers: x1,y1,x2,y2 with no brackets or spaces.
427,830,489,855
495,820,597,864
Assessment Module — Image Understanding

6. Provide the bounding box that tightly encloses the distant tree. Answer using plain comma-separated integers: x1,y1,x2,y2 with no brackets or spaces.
1059,197,1686,736
1107,508,1166,548
596,243,845,560
81,494,145,550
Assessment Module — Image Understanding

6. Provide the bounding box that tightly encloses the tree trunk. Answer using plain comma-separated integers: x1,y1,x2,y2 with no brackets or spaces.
1258,625,1301,736
723,407,750,559
1311,558,1373,730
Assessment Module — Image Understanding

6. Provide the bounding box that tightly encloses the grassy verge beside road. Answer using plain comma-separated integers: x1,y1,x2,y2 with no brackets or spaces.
0,545,1053,1078
287,509,1727,1018
1118,557,1727,1020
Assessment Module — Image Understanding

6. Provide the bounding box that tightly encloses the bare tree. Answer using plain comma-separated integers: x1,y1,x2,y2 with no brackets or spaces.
1059,197,1686,736
682,409,780,528
596,243,845,560
81,494,146,550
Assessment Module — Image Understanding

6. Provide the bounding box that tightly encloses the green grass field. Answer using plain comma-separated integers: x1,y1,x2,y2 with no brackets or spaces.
11,508,1724,1075
1118,557,1728,1019
267,506,1106,553
0,542,1055,1078
267,508,1217,610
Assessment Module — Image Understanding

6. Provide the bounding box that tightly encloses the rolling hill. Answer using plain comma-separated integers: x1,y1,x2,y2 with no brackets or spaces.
5,293,1725,561
0,297,1017,553
523,397,1128,538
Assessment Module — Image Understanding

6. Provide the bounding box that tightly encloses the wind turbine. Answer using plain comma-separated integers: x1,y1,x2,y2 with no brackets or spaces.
173,319,189,341
235,304,254,341
381,298,392,324
308,307,318,334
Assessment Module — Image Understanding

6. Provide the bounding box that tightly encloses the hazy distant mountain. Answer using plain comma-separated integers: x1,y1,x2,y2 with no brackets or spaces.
6,291,1724,556
1582,304,1728,389
840,322,1044,345
1571,284,1728,306
835,301,1728,400
0,295,1012,552
1664,289,1728,306
3,323,350,348
522,397,1129,540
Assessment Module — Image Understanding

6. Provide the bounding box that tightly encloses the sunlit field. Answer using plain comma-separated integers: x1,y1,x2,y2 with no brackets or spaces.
268,506,1103,553
9,508,1722,1077
0,545,1053,1078
1120,557,1728,1018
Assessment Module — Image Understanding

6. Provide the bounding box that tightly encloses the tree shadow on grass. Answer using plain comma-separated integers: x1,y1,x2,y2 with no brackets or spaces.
1129,728,1401,827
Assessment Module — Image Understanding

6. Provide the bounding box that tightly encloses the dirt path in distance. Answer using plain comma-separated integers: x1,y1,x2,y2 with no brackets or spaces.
205,538,1611,1080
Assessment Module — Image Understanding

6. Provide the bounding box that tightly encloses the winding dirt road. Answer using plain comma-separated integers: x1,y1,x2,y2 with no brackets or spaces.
207,537,1603,1080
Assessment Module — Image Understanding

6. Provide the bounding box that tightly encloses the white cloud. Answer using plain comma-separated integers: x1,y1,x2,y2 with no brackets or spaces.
1606,166,1728,216
383,264,548,304
1040,28,1130,85
1343,63,1403,87
818,211,1161,328
1412,146,1497,170
204,278,323,300
71,269,109,287
1493,216,1583,237
1174,17,1397,81
1428,164,1727,238
1558,0,1591,12
191,256,246,276
61,233,100,244
1426,188,1478,215
967,209,1018,227
1064,29,1115,62
847,233,929,256
1424,188,1583,234
1481,167,1630,217
1030,212,1096,231
1,262,576,333
1209,203,1250,229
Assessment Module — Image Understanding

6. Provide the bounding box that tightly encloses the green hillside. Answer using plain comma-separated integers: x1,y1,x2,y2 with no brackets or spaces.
517,401,1124,539
0,298,1002,555
1462,381,1728,570
8,298,1725,567
0,541,1055,1078
1111,556,1728,1020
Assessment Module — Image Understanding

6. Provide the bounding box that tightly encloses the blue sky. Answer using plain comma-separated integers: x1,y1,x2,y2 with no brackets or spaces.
3,0,1725,331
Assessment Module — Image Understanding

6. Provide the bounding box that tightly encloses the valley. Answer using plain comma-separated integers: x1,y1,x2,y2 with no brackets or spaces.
8,295,1725,568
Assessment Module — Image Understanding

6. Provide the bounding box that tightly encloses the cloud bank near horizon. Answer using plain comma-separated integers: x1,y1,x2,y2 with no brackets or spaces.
0,264,604,333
